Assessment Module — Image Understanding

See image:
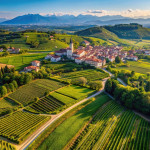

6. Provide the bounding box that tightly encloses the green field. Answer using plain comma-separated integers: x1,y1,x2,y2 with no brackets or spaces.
0,53,46,70
116,60,150,74
0,140,16,150
8,79,66,106
4,32,68,51
55,69,109,82
0,111,49,143
50,91,75,104
36,94,110,150
56,85,95,100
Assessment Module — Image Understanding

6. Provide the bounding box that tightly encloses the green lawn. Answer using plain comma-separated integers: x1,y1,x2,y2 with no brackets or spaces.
0,97,18,109
0,53,47,70
50,92,75,105
37,94,110,150
56,85,95,100
116,60,150,74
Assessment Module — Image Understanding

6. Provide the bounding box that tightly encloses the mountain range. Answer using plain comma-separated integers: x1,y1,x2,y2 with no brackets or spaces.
2,14,150,26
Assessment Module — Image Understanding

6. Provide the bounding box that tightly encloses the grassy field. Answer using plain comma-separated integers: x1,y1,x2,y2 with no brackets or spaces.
116,60,150,74
56,85,95,100
0,111,49,144
4,32,68,51
55,69,109,82
0,53,47,70
37,94,110,150
50,92,75,104
8,79,66,106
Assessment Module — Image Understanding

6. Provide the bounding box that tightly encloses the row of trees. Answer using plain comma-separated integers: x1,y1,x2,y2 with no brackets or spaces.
71,77,103,90
105,78,150,115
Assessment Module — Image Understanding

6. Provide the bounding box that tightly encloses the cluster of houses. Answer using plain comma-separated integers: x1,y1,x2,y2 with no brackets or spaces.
7,47,20,54
45,39,139,68
24,60,40,72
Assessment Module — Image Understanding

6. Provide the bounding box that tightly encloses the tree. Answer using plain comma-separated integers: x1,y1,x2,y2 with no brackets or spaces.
145,81,150,92
12,80,18,89
9,83,15,92
115,56,121,63
131,71,135,77
89,81,103,91
0,86,7,97
105,79,112,94
78,77,87,86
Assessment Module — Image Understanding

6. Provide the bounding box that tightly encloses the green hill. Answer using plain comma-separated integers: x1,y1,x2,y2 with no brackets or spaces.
75,26,131,46
104,23,150,39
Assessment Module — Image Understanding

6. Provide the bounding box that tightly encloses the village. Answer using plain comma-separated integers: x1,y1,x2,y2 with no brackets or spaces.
0,39,149,73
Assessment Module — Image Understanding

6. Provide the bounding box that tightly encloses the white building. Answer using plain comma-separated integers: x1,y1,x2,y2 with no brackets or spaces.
32,60,40,67
67,38,74,58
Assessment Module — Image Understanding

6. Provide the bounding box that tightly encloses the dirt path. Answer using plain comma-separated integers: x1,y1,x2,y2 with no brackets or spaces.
14,82,106,150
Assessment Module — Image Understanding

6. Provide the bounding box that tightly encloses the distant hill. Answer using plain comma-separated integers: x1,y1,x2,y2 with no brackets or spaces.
0,18,7,23
75,24,150,41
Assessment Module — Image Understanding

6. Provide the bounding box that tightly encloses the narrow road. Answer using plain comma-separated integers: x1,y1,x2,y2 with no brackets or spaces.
16,81,107,150
102,68,127,86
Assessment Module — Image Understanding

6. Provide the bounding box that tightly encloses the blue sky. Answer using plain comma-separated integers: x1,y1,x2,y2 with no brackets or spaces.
1,0,150,18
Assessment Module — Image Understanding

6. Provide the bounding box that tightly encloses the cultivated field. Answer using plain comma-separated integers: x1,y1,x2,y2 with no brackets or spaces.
0,111,49,143
116,60,150,74
57,69,109,82
8,79,66,106
56,85,95,100
36,94,110,150
0,53,46,70
25,95,65,114
70,101,150,150
0,140,16,150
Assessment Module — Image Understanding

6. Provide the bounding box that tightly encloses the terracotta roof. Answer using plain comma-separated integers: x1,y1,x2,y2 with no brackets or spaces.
24,66,39,70
32,60,40,63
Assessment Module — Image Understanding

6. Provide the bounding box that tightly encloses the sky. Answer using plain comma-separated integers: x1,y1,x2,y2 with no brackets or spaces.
1,0,150,19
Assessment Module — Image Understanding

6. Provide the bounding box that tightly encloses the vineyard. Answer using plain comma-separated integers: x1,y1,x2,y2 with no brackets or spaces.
70,101,150,150
8,79,66,106
25,95,65,114
0,111,49,143
0,140,16,150
56,69,109,82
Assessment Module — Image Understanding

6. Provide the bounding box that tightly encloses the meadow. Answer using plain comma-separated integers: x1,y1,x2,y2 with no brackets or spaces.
0,53,46,70
36,94,110,150
116,60,150,74
0,140,16,150
56,85,95,100
0,111,49,144
4,32,68,51
56,69,109,82
8,79,66,106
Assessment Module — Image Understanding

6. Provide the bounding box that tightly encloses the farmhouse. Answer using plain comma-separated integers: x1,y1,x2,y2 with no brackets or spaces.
126,55,138,61
24,66,40,72
82,40,90,46
7,47,20,54
32,60,40,67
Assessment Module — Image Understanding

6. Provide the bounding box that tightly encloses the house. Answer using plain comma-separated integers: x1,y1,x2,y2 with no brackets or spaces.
0,48,3,52
45,54,52,60
24,66,40,72
82,40,90,46
75,57,85,64
32,60,40,67
85,58,103,68
73,50,86,57
108,55,115,62
126,55,138,61
7,47,20,54
50,55,61,62
144,50,150,56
